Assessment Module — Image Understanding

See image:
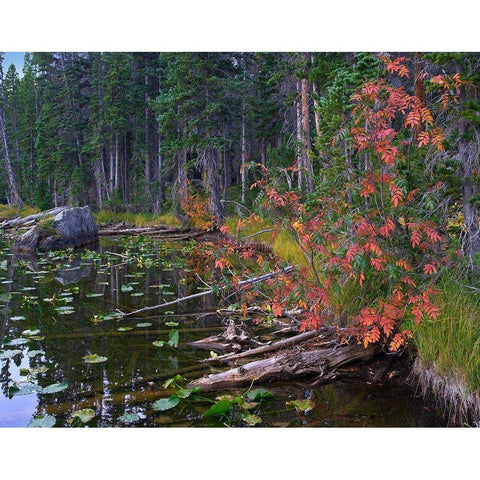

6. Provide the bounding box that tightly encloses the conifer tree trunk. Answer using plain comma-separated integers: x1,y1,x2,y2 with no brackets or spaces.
301,73,314,194
296,79,303,192
0,112,23,206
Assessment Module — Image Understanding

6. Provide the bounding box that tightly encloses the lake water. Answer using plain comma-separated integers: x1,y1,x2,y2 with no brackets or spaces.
0,236,446,427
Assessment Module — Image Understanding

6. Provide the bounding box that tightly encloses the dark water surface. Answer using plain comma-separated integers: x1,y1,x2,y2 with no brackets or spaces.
0,237,446,427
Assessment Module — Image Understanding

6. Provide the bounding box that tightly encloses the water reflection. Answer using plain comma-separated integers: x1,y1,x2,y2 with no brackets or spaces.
0,238,446,427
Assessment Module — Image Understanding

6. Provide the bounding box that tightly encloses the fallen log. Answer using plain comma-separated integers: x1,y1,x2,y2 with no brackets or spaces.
203,328,320,364
188,342,379,391
0,206,70,229
98,226,183,236
187,321,266,353
122,265,294,317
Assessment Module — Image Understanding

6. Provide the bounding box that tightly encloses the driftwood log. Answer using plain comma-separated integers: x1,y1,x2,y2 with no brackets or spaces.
0,206,70,229
188,342,378,391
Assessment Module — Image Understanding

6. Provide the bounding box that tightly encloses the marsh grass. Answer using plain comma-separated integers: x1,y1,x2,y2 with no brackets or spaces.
225,216,310,269
94,210,181,228
406,280,480,393
0,204,40,221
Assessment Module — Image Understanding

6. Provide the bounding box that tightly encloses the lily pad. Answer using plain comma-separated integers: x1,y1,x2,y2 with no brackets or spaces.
9,383,42,396
27,350,45,358
0,349,22,359
41,382,69,394
29,335,45,341
202,399,232,418
131,292,144,297
118,412,140,424
152,340,165,347
83,354,108,364
22,329,41,337
86,293,103,298
168,329,179,348
165,321,179,327
71,408,95,423
136,322,152,328
28,414,56,428
0,293,12,302
117,327,133,332
241,411,262,426
246,389,274,401
286,399,315,412
55,306,75,314
121,284,133,292
152,396,180,411
10,315,26,321
7,337,28,345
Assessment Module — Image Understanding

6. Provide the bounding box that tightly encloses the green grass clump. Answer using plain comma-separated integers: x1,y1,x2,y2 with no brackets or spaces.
225,215,310,269
406,280,480,392
94,210,181,228
0,204,41,221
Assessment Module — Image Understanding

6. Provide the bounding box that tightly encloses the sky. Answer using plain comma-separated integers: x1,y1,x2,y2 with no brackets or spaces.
2,52,25,74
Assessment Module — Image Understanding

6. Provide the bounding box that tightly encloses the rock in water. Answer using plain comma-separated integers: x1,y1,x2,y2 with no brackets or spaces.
13,206,98,253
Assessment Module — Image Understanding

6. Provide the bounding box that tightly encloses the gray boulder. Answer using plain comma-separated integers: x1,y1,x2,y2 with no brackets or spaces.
13,206,98,253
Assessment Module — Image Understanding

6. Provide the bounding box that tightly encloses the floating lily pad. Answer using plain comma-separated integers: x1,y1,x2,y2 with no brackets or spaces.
55,306,75,314
131,292,144,297
22,329,41,337
0,293,12,302
152,340,165,347
29,336,45,341
0,350,22,359
41,382,69,394
167,329,179,348
29,366,49,375
121,284,133,292
202,399,232,418
286,399,315,412
10,316,26,321
71,408,95,423
7,337,28,345
246,389,274,401
165,321,179,327
118,412,140,424
241,411,262,426
27,350,45,358
136,322,152,328
86,293,103,298
152,396,180,411
28,414,56,428
9,383,42,396
83,354,108,364
117,327,133,332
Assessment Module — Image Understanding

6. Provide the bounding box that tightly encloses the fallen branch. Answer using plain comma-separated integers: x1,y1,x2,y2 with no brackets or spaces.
188,342,379,391
242,228,276,240
98,226,183,236
0,206,70,229
122,265,294,317
203,328,320,364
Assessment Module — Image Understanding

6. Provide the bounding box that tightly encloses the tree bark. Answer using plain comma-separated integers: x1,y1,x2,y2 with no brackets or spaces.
188,342,378,390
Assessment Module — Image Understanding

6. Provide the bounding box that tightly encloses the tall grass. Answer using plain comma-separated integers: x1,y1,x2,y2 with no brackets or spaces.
225,215,310,268
406,280,480,392
94,210,181,228
0,204,41,221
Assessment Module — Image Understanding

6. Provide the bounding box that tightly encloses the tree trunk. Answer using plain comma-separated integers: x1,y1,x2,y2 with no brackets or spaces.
296,79,303,192
0,112,23,207
457,63,480,267
414,53,426,137
301,74,314,194
188,342,378,390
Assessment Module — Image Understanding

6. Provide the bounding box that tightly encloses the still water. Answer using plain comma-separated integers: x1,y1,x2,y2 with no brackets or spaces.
0,236,446,427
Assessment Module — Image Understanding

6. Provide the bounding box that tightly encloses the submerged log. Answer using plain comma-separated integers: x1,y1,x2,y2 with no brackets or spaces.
188,342,379,391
